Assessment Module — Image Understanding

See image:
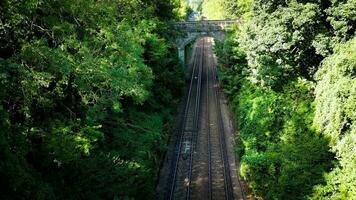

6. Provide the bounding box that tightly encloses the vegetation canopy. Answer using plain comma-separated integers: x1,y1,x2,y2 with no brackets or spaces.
0,0,188,199
214,0,355,199
0,0,355,199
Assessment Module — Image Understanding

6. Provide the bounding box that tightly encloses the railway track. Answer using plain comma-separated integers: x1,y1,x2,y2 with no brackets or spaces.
166,37,241,200
167,38,204,200
210,39,234,200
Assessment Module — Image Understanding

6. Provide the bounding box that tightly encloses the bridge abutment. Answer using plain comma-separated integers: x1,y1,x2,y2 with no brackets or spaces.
178,47,185,64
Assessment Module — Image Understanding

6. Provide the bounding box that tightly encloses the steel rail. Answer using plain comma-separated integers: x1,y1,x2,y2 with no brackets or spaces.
212,43,247,200
205,38,213,200
186,38,204,200
168,40,202,200
211,58,234,200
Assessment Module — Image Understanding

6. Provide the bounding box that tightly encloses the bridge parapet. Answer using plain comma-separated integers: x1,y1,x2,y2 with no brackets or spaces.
174,20,239,32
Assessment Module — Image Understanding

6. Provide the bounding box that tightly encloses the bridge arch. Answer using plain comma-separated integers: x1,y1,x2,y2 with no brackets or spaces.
174,20,240,64
177,31,225,64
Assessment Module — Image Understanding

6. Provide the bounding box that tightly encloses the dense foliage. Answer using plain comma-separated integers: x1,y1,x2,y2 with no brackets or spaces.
311,38,356,200
215,0,355,199
0,0,186,199
202,0,226,19
188,0,204,14
201,0,251,19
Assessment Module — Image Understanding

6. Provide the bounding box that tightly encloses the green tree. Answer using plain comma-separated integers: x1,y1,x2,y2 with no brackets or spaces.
0,0,184,199
202,0,226,19
214,0,355,199
239,1,325,89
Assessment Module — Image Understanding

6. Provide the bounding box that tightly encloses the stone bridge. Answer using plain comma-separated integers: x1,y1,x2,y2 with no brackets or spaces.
174,20,240,63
